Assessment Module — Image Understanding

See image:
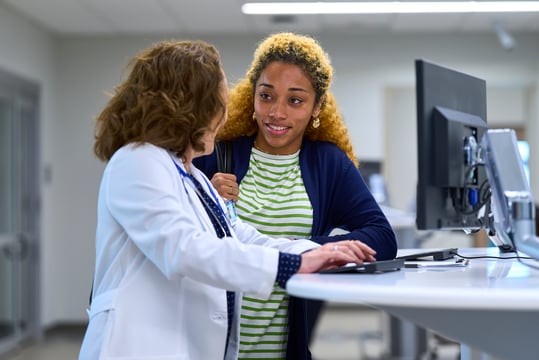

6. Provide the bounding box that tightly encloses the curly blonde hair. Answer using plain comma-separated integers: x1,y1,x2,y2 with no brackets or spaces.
218,32,358,166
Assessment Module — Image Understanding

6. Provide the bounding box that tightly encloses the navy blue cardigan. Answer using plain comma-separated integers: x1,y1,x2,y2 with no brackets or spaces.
194,136,397,360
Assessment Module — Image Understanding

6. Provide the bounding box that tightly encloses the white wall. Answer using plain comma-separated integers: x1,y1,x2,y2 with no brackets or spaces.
1,2,539,326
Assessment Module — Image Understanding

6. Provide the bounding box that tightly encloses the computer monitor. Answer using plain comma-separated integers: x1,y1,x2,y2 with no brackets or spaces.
482,129,537,255
416,59,539,258
415,59,489,231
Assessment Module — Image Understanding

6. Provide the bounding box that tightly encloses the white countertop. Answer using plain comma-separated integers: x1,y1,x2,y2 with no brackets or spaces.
288,247,539,310
287,247,539,359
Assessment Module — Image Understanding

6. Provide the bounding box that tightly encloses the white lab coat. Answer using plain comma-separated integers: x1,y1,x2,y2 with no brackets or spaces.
79,143,318,360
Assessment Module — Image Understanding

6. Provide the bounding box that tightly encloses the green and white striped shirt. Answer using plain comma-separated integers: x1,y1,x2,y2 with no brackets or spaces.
237,147,313,359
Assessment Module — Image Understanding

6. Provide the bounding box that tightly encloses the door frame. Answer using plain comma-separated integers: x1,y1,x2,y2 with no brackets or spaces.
0,68,41,355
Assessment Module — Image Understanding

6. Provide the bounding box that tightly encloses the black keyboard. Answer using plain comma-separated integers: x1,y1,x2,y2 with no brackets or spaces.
319,258,404,274
396,248,458,261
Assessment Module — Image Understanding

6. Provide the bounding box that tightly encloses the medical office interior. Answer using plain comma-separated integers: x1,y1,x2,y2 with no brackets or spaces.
1,0,539,359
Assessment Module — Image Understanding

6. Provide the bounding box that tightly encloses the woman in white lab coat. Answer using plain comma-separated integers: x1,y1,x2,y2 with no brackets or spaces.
78,40,376,360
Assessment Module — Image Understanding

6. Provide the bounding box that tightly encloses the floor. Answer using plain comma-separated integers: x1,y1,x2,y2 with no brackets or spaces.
1,303,460,360
311,304,460,360
2,325,85,360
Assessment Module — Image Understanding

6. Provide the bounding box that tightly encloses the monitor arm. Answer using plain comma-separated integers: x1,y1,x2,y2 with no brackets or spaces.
480,129,539,258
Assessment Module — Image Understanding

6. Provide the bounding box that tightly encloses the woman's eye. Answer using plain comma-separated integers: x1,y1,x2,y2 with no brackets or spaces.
290,97,303,105
259,93,271,100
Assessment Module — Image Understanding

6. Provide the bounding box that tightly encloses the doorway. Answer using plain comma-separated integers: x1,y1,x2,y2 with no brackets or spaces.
0,69,40,355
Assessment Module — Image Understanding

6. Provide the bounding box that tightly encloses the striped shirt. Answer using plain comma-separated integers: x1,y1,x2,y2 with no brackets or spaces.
237,147,313,359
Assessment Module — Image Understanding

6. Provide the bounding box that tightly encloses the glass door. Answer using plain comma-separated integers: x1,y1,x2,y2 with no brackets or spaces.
0,72,40,354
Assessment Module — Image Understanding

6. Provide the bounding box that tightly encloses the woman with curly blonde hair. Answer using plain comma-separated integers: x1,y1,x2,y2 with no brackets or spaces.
194,32,396,360
217,33,356,165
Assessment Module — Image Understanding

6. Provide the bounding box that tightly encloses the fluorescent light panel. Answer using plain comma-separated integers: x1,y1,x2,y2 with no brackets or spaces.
242,2,539,15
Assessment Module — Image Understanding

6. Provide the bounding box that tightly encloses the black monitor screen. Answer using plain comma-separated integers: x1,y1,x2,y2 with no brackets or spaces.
415,59,488,230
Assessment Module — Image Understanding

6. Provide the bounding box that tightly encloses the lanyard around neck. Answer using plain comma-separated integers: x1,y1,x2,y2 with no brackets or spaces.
173,161,229,227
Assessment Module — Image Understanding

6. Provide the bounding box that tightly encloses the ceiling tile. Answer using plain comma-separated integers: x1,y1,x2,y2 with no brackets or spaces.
3,0,539,35
4,0,114,34
160,0,251,34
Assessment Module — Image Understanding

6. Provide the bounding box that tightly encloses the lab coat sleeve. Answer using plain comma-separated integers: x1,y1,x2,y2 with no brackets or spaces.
228,216,320,254
103,145,279,298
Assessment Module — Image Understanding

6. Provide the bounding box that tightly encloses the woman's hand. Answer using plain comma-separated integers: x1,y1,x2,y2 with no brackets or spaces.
298,240,377,273
211,172,239,202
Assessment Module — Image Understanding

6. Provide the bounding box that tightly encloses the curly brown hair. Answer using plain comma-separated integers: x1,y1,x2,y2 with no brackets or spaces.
217,32,358,166
93,40,226,161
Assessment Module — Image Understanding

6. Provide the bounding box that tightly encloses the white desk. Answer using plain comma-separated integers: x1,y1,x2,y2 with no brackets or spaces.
288,248,539,360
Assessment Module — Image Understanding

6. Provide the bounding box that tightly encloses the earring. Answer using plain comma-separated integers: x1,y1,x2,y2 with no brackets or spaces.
312,117,320,129
252,112,256,121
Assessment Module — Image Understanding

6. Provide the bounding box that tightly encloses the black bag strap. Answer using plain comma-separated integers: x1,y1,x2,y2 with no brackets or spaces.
215,141,232,173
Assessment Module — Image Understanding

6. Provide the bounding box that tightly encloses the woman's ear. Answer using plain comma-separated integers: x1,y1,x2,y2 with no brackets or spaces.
313,95,325,118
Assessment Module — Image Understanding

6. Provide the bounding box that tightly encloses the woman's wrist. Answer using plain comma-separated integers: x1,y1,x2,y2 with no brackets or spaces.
276,252,301,288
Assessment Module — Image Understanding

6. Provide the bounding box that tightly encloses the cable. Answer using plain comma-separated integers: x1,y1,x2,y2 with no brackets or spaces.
512,247,539,271
453,252,532,260
451,163,488,217
505,237,539,271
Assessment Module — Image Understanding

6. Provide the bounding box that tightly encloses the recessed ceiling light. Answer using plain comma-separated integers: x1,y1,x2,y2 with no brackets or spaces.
242,1,539,15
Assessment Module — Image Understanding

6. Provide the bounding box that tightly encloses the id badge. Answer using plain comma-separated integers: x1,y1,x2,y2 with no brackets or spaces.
226,199,238,224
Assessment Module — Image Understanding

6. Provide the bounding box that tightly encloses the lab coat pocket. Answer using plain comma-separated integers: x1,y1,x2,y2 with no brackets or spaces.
98,309,116,359
101,263,183,358
79,308,115,360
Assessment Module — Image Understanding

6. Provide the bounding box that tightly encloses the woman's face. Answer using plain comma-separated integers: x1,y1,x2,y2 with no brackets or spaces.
253,61,321,155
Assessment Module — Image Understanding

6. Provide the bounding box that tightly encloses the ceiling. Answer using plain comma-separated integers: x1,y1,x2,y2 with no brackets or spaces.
2,0,539,36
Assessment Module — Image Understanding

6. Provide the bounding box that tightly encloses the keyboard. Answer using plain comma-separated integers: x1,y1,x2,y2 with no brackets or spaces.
319,258,404,274
396,248,458,261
